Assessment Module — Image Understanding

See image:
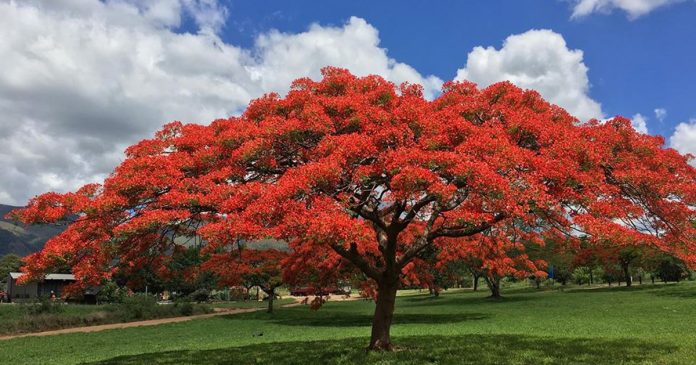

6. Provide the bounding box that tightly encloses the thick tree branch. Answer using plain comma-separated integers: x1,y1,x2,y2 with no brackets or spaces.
431,213,507,238
396,195,437,228
396,212,507,269
330,242,381,280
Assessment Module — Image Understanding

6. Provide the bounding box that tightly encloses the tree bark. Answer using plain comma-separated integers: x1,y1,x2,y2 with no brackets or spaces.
368,277,399,351
473,274,479,291
622,263,632,287
484,276,501,299
267,287,275,313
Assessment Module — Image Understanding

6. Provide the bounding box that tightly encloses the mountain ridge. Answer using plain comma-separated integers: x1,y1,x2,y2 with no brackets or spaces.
0,204,68,256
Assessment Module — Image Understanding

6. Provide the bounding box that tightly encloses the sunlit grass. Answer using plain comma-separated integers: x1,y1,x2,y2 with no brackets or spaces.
4,282,696,364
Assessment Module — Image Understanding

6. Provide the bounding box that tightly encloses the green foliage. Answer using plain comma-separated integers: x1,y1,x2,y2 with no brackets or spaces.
571,266,604,285
22,297,65,315
189,289,211,303
117,294,159,320
96,281,126,304
0,253,22,284
163,246,217,296
656,255,688,282
175,301,194,316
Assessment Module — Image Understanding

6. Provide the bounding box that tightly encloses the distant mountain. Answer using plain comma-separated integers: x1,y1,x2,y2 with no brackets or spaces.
0,204,68,256
0,204,289,257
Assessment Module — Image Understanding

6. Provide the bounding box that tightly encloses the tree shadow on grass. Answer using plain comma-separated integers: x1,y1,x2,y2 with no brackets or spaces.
401,293,533,307
82,334,676,365
560,283,696,299
649,284,696,299
225,311,490,328
563,284,677,295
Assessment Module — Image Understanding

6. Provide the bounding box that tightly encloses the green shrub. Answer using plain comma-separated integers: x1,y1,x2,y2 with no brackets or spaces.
23,298,65,315
176,302,194,316
189,289,211,303
97,281,126,303
116,294,158,320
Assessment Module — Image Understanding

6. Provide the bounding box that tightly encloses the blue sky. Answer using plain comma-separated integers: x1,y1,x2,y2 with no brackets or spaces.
0,0,694,205
212,0,696,137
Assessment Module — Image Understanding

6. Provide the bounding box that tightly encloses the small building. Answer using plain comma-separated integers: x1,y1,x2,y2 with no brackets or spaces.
5,272,76,301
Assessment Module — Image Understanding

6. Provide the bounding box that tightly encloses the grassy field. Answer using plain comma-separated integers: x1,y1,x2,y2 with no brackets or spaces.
3,282,696,364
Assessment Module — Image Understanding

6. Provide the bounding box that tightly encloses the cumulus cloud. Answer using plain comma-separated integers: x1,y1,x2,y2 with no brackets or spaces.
670,119,696,165
0,1,442,205
570,0,684,19
654,107,667,122
455,29,603,122
248,18,443,99
630,113,649,134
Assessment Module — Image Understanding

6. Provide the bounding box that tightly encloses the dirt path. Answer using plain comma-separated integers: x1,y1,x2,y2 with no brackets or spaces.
0,295,367,341
0,302,301,341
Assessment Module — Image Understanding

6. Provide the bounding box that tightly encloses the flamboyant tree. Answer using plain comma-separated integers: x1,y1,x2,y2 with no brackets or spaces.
9,68,696,350
205,248,286,313
437,222,548,298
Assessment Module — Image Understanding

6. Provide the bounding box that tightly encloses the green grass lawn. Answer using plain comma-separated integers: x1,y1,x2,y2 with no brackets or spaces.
4,282,696,364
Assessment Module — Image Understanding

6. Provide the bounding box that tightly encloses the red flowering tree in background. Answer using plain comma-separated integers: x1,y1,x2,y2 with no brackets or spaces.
9,68,696,350
438,223,548,298
205,247,286,313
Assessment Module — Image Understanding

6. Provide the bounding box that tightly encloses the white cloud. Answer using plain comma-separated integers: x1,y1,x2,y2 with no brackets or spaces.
630,113,649,134
455,29,603,122
248,17,443,100
570,0,683,19
670,119,696,165
654,107,667,122
0,1,442,205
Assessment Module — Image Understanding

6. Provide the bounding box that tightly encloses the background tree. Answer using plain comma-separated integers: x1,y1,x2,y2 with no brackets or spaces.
205,247,287,313
0,253,22,286
8,68,696,350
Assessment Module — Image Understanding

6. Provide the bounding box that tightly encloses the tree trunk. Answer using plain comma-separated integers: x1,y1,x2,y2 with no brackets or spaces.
589,271,594,285
651,275,655,284
368,278,398,351
484,276,501,299
263,287,275,313
622,263,632,287
473,274,479,291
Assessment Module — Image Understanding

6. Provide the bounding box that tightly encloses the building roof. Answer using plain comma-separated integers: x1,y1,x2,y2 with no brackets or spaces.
9,272,76,281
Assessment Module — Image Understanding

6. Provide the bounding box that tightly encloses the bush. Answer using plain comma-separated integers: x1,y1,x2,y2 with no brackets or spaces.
23,297,65,315
572,267,592,285
97,281,126,304
116,294,159,320
176,301,194,316
189,289,211,303
657,256,688,282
